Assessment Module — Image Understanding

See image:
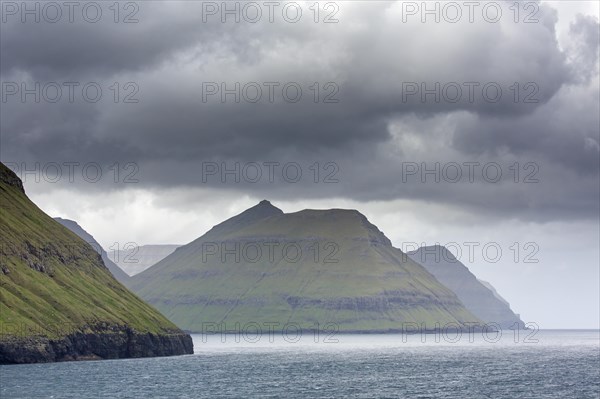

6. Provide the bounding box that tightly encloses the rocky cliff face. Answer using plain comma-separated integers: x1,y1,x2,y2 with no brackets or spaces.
0,326,193,364
0,162,193,364
0,164,25,193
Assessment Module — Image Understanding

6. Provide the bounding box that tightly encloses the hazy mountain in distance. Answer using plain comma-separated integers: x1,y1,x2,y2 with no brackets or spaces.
479,279,511,308
408,245,525,329
54,217,130,285
109,245,181,276
0,162,193,364
130,200,481,333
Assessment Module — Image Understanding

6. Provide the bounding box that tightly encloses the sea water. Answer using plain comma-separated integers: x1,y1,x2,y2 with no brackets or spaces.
0,330,598,398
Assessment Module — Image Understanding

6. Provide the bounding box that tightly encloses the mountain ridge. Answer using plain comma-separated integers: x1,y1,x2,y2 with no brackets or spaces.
196,199,284,239
131,200,482,333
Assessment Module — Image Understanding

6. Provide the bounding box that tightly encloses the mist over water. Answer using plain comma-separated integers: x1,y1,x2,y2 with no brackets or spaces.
1,330,598,398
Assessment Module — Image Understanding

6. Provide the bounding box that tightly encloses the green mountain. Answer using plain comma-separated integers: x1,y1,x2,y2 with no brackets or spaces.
131,200,481,333
0,163,193,364
408,245,525,329
54,217,130,284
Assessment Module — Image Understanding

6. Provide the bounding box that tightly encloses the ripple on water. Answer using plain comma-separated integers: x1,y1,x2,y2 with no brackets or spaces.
0,330,598,399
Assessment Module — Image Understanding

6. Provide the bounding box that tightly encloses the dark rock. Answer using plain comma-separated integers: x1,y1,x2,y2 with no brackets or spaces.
0,326,193,364
0,165,25,193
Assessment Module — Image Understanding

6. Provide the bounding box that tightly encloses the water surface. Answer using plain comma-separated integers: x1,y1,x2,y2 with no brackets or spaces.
1,330,598,398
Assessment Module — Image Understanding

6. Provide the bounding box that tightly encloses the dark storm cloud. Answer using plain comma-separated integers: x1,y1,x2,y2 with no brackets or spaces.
1,1,598,221
452,87,600,176
0,2,224,79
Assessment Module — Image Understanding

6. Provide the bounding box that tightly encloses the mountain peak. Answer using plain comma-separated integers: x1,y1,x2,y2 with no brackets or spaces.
253,199,282,213
204,200,283,237
248,199,283,215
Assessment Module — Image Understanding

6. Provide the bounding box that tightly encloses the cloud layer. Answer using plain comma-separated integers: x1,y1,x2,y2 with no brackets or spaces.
2,1,598,223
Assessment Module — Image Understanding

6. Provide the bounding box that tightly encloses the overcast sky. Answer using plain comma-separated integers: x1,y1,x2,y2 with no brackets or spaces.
1,0,598,329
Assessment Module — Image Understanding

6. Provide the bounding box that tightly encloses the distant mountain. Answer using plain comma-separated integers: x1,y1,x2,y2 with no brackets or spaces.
408,245,525,329
54,218,130,285
109,245,181,276
479,279,511,308
0,162,193,364
130,200,481,333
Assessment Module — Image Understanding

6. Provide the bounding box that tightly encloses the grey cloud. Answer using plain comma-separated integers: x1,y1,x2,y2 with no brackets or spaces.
1,2,232,79
566,14,600,83
452,82,599,176
1,1,598,223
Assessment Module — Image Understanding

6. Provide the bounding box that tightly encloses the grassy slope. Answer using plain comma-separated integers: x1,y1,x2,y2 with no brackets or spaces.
0,164,182,339
132,206,480,332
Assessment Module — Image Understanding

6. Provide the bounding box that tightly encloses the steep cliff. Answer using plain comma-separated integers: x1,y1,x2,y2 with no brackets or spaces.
0,163,193,364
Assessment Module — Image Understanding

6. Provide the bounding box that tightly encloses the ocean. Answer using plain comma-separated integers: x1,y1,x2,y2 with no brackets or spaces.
1,330,598,398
